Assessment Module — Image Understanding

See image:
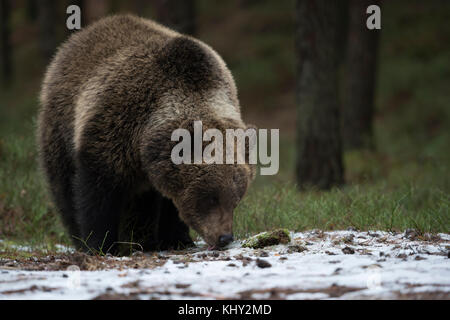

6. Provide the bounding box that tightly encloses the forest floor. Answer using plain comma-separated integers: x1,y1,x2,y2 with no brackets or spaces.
0,0,449,247
1,230,449,300
0,2,449,301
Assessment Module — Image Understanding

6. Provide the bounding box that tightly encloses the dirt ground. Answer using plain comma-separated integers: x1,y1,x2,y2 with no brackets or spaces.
0,230,449,300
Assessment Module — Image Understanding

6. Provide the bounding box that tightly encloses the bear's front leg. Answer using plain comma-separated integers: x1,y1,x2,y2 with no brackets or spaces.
157,197,194,250
73,163,127,255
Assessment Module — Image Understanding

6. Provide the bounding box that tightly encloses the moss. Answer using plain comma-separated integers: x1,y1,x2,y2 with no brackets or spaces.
242,229,291,249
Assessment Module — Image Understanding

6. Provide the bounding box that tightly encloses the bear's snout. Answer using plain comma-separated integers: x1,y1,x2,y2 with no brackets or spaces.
217,233,234,247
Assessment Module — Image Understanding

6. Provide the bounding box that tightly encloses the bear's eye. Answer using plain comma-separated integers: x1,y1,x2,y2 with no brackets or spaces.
207,195,219,207
196,193,220,214
232,172,241,184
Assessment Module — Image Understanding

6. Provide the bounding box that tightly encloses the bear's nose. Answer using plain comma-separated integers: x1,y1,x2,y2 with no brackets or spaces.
218,234,234,247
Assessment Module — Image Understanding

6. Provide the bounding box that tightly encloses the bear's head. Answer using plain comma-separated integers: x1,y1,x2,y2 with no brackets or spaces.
174,163,254,249
141,117,256,249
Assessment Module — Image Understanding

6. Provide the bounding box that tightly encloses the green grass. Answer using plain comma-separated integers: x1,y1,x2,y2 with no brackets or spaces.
220,0,450,238
0,118,69,247
235,161,449,238
0,1,449,251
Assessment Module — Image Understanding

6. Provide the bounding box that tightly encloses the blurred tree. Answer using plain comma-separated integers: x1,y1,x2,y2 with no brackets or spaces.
64,0,84,40
133,0,148,14
38,0,57,63
342,0,380,150
110,0,121,14
26,0,38,22
154,0,196,35
85,0,109,24
337,0,349,62
67,0,84,29
0,0,12,86
295,0,344,190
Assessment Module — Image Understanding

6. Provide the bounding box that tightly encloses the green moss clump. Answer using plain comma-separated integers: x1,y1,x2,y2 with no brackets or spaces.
242,229,291,249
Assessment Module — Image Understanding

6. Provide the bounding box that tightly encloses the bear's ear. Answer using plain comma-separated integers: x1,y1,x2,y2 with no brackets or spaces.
156,36,217,91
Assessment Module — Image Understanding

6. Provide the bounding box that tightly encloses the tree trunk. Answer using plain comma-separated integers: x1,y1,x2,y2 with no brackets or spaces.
26,0,38,22
0,0,12,86
84,0,109,25
154,0,196,35
133,0,148,15
342,0,380,150
38,0,57,63
65,0,84,37
295,0,344,190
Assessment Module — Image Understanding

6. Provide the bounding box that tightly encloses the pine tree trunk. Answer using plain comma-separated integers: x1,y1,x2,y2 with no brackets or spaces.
38,0,57,63
295,0,344,190
154,0,196,35
0,0,12,86
342,0,380,150
65,0,84,37
133,0,148,14
85,0,109,25
26,0,38,22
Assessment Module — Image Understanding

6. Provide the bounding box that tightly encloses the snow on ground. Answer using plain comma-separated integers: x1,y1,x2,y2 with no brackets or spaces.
0,230,449,299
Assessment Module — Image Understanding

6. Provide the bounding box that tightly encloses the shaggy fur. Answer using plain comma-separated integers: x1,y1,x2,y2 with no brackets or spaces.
37,15,254,254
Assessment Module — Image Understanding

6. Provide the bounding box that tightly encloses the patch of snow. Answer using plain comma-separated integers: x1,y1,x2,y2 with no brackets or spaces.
0,230,449,299
54,244,76,253
0,242,75,254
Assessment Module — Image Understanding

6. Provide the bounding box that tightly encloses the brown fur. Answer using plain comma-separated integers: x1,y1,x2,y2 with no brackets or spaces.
37,15,254,253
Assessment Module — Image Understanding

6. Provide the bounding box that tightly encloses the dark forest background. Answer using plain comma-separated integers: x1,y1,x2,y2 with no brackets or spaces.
0,0,449,248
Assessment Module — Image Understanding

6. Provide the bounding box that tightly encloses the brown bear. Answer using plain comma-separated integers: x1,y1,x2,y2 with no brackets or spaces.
37,15,254,254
